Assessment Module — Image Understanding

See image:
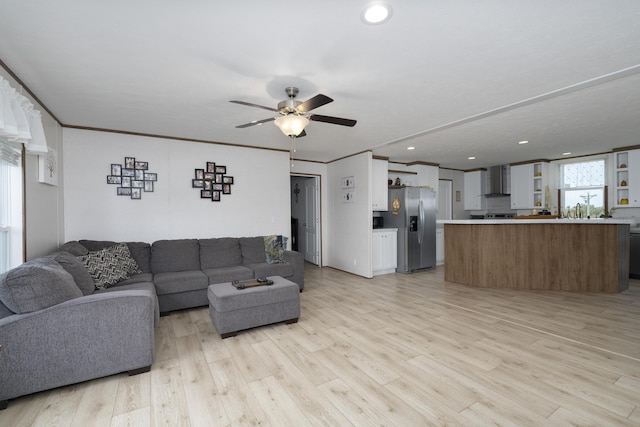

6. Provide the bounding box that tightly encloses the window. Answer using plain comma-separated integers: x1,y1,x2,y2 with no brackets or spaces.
560,158,605,218
0,140,23,273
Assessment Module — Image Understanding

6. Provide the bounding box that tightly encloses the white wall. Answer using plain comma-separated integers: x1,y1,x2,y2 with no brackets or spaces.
0,65,65,260
327,152,373,277
63,128,291,243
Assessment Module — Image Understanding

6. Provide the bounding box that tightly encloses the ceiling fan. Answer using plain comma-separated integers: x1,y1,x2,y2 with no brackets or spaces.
230,87,357,138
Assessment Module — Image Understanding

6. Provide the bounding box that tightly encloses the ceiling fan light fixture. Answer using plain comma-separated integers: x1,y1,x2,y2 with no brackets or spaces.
274,114,310,137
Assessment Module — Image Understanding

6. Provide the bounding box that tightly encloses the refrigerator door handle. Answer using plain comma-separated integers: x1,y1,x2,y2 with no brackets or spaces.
418,200,424,245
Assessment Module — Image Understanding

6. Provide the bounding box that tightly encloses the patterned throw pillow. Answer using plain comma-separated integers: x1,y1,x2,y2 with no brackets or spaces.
78,243,141,290
264,235,288,264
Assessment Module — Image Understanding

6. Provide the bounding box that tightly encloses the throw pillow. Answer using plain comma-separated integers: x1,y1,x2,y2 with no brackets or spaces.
78,242,141,290
264,235,288,264
0,259,82,313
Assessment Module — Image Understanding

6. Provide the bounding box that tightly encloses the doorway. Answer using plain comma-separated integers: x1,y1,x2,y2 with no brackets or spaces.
290,175,321,265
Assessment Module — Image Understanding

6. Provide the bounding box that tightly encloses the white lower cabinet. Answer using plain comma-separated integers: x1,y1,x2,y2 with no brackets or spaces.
372,229,397,276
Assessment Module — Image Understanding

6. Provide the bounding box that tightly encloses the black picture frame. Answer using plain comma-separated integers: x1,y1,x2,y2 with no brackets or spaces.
108,156,157,200
193,161,233,201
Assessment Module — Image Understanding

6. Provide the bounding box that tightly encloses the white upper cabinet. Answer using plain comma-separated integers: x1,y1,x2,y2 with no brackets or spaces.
510,162,548,209
463,170,487,210
510,164,534,209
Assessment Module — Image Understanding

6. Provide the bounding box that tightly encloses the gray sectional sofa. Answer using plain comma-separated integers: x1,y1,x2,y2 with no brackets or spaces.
0,236,303,409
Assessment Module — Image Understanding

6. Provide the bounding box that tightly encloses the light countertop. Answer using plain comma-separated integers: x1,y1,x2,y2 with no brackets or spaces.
437,218,636,225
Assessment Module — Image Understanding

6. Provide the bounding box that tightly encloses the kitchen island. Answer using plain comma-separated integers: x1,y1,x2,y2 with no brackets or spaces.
442,218,633,293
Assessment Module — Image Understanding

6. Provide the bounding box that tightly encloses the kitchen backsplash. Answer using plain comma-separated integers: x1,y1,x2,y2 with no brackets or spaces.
485,196,515,213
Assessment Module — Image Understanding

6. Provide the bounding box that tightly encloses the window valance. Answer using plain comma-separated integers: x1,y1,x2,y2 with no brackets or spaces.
0,75,48,154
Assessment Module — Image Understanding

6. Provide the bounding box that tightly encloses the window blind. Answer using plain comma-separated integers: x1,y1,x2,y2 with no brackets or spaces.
0,139,21,166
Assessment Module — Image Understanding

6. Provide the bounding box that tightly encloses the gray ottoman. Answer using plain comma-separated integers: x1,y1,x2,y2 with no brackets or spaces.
207,276,300,338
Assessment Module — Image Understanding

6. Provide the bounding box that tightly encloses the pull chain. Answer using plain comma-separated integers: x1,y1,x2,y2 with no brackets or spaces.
290,135,297,168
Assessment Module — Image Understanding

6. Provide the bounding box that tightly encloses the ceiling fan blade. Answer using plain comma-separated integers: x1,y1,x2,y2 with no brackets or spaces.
298,129,307,138
309,114,357,127
235,117,275,128
296,94,333,113
230,100,278,112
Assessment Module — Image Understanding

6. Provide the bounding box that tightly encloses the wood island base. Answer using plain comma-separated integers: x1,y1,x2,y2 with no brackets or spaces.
444,221,630,293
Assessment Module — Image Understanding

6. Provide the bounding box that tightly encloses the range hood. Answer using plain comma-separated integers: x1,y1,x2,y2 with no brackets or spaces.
485,165,511,197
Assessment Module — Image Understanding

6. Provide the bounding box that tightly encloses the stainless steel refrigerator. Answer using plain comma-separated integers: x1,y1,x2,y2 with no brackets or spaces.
382,187,436,273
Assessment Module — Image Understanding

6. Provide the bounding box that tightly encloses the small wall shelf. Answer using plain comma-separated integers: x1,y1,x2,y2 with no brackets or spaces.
614,150,638,207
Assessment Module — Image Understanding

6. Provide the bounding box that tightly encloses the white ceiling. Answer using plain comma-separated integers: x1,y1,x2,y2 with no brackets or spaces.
1,0,639,169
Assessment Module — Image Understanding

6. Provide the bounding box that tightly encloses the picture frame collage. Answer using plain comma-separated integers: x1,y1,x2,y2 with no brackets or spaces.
106,157,158,199
192,161,234,201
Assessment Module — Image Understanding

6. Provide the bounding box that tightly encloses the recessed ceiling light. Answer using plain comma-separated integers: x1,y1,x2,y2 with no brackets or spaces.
562,152,571,156
468,156,476,160
407,146,415,150
518,140,529,145
361,2,393,25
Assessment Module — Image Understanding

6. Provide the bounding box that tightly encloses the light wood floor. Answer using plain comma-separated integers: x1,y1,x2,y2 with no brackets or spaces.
2,265,640,426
